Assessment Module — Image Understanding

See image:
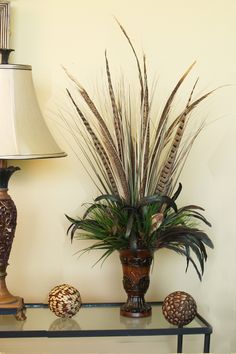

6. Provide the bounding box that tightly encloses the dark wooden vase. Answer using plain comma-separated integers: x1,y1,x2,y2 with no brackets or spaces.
119,249,153,318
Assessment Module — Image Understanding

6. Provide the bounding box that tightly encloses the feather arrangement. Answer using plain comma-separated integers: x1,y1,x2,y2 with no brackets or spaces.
64,22,214,280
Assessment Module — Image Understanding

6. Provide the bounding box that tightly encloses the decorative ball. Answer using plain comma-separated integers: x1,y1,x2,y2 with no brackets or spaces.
162,291,197,326
48,284,82,318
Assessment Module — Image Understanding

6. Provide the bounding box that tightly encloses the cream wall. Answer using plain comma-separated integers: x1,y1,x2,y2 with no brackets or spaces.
2,0,235,352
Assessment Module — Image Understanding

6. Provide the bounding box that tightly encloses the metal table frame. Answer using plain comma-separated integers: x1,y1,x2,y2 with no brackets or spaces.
0,302,212,353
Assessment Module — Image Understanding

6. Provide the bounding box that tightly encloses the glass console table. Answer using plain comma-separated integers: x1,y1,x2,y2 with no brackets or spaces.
0,302,212,353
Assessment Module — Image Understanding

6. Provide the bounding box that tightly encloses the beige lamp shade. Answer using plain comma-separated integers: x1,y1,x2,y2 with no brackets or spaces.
0,64,66,159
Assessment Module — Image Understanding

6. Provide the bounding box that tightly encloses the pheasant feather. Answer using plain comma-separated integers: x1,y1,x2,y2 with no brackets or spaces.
66,90,118,194
140,55,150,197
105,52,123,161
115,19,144,103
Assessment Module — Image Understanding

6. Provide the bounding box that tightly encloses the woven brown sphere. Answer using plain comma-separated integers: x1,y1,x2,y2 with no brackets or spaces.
162,291,197,326
48,284,82,318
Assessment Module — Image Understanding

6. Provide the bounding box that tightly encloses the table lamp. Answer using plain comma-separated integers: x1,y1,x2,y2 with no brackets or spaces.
0,1,66,320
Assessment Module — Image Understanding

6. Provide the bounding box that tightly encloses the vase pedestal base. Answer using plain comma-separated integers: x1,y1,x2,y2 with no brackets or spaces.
120,296,152,318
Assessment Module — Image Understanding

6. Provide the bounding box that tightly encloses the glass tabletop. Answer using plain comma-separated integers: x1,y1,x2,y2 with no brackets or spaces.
0,303,212,337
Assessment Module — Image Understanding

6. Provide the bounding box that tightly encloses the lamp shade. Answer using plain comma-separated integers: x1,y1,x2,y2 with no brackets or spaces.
0,64,66,159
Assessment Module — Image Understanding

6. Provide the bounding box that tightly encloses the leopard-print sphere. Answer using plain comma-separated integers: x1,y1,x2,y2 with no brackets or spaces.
48,284,82,318
162,291,197,326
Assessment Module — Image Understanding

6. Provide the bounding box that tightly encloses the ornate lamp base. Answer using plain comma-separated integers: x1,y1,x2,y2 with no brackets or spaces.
0,164,26,320
0,294,26,320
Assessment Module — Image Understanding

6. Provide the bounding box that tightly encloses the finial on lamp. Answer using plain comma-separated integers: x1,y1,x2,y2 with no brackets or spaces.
0,48,14,63
0,1,14,64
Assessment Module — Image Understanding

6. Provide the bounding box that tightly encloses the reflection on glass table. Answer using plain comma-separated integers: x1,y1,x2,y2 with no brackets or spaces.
0,302,212,353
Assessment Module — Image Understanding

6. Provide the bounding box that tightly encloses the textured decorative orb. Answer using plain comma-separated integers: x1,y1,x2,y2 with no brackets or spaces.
48,284,82,318
162,291,197,326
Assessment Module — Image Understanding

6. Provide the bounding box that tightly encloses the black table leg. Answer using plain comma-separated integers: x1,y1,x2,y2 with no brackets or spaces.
204,333,211,353
177,334,183,353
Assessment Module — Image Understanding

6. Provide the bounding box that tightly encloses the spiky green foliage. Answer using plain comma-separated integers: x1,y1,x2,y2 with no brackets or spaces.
66,184,213,279
64,22,214,279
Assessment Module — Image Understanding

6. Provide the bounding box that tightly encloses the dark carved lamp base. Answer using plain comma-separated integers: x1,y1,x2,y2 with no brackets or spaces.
0,164,26,320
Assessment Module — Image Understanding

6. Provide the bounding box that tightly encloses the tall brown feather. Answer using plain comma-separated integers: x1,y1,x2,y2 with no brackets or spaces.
142,55,149,143
67,78,129,199
115,18,144,103
156,61,196,137
155,86,217,195
105,52,123,161
164,78,199,145
150,62,196,174
156,112,187,195
164,86,218,148
67,89,118,194
78,87,116,147
63,67,117,151
140,55,150,197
